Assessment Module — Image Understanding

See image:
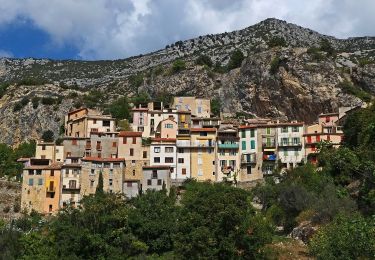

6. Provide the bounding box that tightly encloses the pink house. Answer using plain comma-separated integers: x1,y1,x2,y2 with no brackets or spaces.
157,118,177,139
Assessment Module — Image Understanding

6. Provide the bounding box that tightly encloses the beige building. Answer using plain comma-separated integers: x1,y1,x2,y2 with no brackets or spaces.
65,108,116,138
216,125,240,182
21,159,62,214
118,131,149,181
190,128,217,181
141,165,171,193
156,117,178,139
80,157,125,196
61,158,81,208
35,141,64,162
172,97,211,118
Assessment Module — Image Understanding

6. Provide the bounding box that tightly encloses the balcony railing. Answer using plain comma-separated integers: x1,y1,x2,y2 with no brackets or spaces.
176,140,215,147
262,142,276,148
46,186,56,193
278,142,302,147
218,143,239,149
63,185,81,191
241,154,256,164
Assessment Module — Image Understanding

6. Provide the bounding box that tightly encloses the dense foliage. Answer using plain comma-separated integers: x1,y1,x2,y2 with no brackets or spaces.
0,141,35,179
0,181,274,259
227,49,245,70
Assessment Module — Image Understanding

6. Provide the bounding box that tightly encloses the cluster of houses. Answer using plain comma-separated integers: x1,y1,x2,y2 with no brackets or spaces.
20,96,353,214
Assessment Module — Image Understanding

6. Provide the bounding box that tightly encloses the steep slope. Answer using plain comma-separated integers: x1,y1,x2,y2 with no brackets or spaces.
0,18,374,145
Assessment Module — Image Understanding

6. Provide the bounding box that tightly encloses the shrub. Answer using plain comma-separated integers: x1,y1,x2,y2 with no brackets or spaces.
42,130,54,142
31,97,40,109
307,47,325,61
227,49,245,70
3,206,10,213
268,37,286,48
270,57,281,74
0,83,9,98
41,97,55,105
338,80,372,102
211,98,221,116
171,59,186,73
319,39,335,56
107,97,131,120
196,55,213,67
128,73,144,89
16,78,48,86
13,202,20,213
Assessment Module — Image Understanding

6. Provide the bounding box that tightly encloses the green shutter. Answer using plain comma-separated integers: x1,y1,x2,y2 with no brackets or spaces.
241,131,246,138
242,141,246,150
250,140,255,149
250,129,255,137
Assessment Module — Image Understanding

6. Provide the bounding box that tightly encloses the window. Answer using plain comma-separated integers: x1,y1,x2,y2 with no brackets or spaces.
281,126,288,133
165,123,173,128
147,179,152,185
198,158,202,165
123,137,127,144
72,139,77,145
242,141,246,150
151,119,154,125
197,106,202,113
36,170,42,175
104,163,110,168
292,137,300,145
49,205,53,212
182,168,186,175
143,151,147,158
178,158,184,163
28,170,34,175
152,170,158,179
154,147,161,153
42,145,46,150
229,150,236,156
130,148,134,156
102,120,110,127
292,126,299,132
325,116,330,123
200,132,208,136
266,128,271,135
90,180,94,187
38,178,43,185
98,153,102,158
69,180,76,189
109,169,113,175
66,152,72,157
41,155,46,159
165,147,174,153
281,138,289,145
109,179,113,186
247,166,252,174
132,160,136,166
132,169,136,176
165,157,174,163
50,170,54,177
93,119,97,124
241,131,246,138
250,129,255,137
28,178,34,186
178,148,184,153
133,137,136,144
197,169,203,176
316,135,321,142
307,136,312,143
112,142,117,147
250,140,255,149
154,157,160,163
220,160,226,167
219,149,225,156
157,179,162,186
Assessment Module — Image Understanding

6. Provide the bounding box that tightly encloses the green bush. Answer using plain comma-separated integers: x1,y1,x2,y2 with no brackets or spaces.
31,97,40,109
0,83,9,98
16,78,48,86
268,37,286,48
227,49,245,70
41,97,55,105
309,215,375,259
171,59,186,73
307,47,325,61
211,98,221,116
319,39,335,56
338,80,372,102
196,55,213,67
128,73,144,89
107,96,131,120
270,57,281,74
42,130,54,142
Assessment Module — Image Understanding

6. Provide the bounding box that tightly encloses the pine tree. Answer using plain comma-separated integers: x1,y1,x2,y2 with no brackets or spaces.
96,171,104,195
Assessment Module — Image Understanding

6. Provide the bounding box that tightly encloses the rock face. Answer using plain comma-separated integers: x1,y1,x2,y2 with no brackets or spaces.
0,18,374,145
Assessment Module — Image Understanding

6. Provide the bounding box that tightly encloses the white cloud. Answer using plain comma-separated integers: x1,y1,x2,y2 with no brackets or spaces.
0,50,13,58
0,0,374,59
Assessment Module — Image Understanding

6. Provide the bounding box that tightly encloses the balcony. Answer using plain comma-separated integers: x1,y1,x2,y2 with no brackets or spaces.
46,186,56,193
63,185,81,191
241,154,256,164
218,143,239,149
263,153,277,161
221,166,233,174
262,142,276,148
278,142,302,147
176,140,215,147
85,144,91,149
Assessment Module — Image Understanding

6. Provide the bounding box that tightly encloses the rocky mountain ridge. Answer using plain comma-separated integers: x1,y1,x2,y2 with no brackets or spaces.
0,18,374,145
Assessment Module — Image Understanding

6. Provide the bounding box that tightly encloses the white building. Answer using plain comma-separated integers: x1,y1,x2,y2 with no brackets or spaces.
175,136,191,181
276,123,305,169
150,138,177,177
60,158,81,208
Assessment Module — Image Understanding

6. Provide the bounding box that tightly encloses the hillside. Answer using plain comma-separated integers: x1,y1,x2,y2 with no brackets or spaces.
0,18,375,145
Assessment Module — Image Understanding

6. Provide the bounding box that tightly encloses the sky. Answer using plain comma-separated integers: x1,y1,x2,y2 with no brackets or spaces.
0,0,373,61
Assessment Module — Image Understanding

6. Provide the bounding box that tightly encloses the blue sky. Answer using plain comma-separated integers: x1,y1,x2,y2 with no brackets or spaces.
0,0,374,61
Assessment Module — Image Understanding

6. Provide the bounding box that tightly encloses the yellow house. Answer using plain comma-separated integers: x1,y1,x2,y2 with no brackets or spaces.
21,159,62,214
35,141,64,162
172,97,211,118
190,128,217,181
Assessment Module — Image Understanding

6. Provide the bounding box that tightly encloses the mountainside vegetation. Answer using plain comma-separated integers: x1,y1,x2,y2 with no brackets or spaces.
0,18,375,145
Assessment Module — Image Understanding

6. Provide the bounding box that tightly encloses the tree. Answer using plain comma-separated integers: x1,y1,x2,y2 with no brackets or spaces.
268,36,286,48
171,59,186,73
227,49,245,70
196,55,213,67
309,215,375,259
319,39,335,56
131,91,150,108
108,97,131,120
42,130,54,142
96,171,104,195
211,98,221,116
